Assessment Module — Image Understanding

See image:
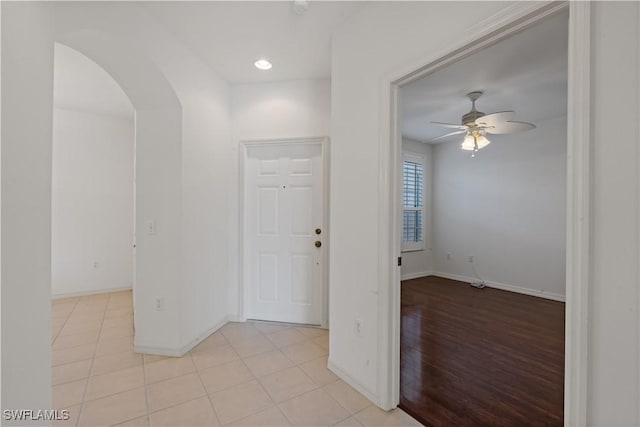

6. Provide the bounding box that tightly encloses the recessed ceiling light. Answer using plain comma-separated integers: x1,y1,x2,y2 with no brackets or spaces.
254,59,272,70
293,0,309,15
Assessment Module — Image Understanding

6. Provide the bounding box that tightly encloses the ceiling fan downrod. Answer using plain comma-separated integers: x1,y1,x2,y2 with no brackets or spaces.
462,91,485,126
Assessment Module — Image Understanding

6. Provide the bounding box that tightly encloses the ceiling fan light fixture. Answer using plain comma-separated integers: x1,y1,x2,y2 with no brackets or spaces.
476,134,490,150
461,131,490,152
461,134,475,151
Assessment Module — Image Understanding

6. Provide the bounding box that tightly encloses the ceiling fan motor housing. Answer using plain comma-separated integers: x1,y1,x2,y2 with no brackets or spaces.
462,110,485,126
462,91,485,126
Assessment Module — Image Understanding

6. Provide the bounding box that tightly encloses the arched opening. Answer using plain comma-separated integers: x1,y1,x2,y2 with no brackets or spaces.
51,41,137,367
51,42,135,301
53,29,184,353
4,3,229,417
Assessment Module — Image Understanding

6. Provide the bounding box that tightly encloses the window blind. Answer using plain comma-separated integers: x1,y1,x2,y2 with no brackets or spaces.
403,161,423,243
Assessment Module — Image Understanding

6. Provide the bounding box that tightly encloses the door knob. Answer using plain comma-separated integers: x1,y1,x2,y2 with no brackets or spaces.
315,228,322,235
315,241,322,248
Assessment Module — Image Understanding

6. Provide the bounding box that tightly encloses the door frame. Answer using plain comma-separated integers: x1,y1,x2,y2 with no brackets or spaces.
239,136,330,328
378,2,590,425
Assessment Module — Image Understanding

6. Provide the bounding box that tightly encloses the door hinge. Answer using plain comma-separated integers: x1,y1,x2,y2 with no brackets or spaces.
397,257,402,267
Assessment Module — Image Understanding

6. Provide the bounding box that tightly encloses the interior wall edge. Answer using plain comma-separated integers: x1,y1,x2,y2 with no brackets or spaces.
430,271,566,302
51,285,132,300
135,315,231,358
400,271,434,281
327,358,378,407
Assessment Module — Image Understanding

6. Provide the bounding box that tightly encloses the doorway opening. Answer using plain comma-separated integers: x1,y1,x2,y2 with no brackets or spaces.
380,2,591,425
51,42,136,336
398,10,568,424
240,137,330,328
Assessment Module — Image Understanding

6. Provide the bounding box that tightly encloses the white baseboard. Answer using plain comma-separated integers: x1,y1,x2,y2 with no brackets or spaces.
51,285,132,299
133,344,186,358
430,271,566,302
327,358,377,405
401,270,433,281
134,315,232,357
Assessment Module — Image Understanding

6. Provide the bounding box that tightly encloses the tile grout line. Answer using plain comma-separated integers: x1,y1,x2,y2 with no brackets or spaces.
223,326,301,426
53,298,131,356
52,340,138,389
196,363,254,394
251,328,332,427
78,352,352,426
55,295,350,426
52,318,135,372
268,365,314,427
323,388,366,426
144,388,210,422
223,335,277,426
74,293,112,427
143,343,248,421
141,334,151,427
81,294,144,426
191,351,224,427
51,298,80,346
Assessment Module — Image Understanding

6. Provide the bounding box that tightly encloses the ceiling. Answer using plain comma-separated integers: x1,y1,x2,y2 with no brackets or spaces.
140,1,364,83
53,1,363,116
401,11,569,143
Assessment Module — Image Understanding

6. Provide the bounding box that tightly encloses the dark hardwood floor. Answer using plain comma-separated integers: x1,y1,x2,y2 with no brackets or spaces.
400,276,564,427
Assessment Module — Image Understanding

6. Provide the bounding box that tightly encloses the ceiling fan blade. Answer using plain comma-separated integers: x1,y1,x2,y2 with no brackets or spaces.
431,121,467,130
484,121,536,134
425,130,467,143
475,111,515,128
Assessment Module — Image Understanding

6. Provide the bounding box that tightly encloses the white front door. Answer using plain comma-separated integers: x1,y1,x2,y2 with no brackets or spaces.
245,142,323,325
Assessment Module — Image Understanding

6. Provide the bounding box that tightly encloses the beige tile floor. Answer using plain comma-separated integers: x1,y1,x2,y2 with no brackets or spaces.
52,291,422,427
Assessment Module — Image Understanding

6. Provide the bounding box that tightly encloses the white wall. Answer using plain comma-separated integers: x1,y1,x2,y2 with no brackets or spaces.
1,2,54,421
228,79,331,319
2,2,233,416
401,137,433,279
52,108,134,297
50,3,233,355
175,57,231,352
331,1,639,424
431,116,566,300
231,79,330,141
589,2,639,424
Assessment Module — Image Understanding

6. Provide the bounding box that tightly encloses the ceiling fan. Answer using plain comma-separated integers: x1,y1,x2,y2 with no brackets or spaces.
428,91,536,156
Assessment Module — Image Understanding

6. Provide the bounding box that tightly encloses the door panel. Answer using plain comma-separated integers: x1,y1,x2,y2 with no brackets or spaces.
258,253,279,302
291,253,313,304
246,143,323,325
290,187,312,236
258,187,279,235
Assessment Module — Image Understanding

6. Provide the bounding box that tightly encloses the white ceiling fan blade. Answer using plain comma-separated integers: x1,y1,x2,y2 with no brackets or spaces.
431,121,467,130
485,121,536,134
474,111,515,128
425,130,467,143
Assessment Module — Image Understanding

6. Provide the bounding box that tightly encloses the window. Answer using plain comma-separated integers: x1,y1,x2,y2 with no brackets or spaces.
402,153,425,252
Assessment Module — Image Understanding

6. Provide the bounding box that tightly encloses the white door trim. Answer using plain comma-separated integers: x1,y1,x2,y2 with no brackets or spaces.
378,2,590,425
239,137,330,329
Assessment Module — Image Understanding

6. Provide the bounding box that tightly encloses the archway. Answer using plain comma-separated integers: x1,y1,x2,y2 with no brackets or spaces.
52,42,135,301
56,29,184,352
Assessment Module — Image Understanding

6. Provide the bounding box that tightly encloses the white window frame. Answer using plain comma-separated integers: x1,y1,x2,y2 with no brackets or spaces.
401,152,426,252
